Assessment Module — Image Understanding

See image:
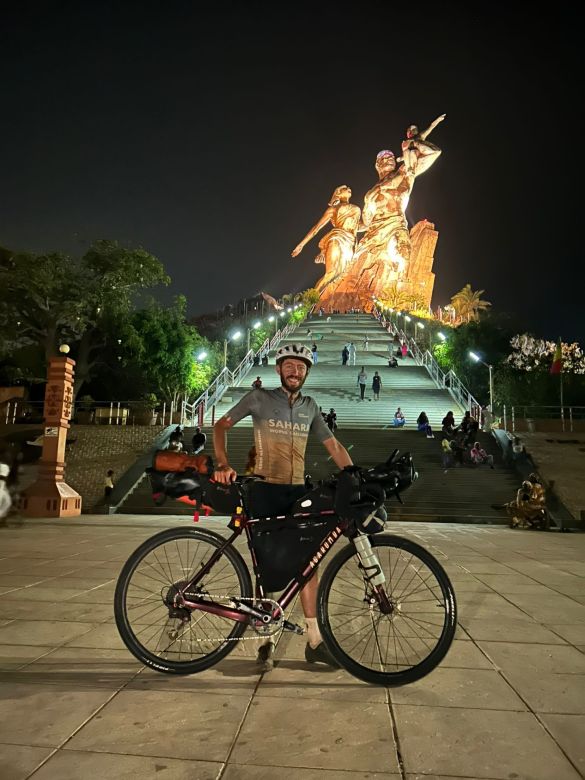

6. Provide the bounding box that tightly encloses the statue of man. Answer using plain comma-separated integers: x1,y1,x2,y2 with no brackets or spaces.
350,114,446,296
291,185,361,294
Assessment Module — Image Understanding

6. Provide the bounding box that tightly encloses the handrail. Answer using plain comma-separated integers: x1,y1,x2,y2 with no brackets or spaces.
375,305,482,417
181,317,304,425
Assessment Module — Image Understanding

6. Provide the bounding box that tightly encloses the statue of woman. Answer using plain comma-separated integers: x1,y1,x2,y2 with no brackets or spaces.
291,185,361,293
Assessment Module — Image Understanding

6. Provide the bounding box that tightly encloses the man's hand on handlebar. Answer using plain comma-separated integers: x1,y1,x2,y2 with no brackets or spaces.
213,464,237,484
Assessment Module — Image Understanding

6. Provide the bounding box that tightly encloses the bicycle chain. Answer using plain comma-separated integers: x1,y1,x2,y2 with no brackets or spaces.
169,596,289,643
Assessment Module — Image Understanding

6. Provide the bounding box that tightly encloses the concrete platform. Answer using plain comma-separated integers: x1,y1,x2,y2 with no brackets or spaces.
0,514,584,779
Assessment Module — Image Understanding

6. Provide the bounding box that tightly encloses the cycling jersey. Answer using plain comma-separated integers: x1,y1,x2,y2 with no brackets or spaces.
223,387,333,485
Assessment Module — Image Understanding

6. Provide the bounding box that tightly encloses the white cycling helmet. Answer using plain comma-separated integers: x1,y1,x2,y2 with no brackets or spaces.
275,343,314,368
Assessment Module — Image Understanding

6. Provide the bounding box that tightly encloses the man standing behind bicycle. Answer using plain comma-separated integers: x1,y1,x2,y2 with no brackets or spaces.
213,342,353,672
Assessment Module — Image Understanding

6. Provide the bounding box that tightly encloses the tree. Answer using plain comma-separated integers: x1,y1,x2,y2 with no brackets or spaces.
0,241,169,396
450,284,491,323
379,285,426,312
301,288,320,309
120,297,220,406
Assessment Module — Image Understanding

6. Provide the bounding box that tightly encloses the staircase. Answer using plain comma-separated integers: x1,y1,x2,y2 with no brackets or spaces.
118,314,519,523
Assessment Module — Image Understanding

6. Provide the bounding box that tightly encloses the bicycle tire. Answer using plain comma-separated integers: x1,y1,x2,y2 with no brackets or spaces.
115,527,253,675
318,534,457,686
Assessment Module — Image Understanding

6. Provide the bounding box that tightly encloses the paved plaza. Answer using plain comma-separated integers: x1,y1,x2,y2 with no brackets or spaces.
0,515,584,779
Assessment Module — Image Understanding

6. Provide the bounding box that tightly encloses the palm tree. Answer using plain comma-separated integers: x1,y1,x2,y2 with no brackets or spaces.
451,284,491,323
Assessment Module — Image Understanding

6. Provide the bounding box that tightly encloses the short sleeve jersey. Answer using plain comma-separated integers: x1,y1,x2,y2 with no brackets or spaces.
223,387,333,485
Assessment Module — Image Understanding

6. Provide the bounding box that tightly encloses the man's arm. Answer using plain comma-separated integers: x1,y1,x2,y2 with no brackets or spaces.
323,436,353,469
213,417,237,483
419,113,446,141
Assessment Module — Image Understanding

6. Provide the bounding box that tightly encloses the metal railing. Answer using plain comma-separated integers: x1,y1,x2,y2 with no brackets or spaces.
375,306,481,416
181,319,300,426
505,405,585,433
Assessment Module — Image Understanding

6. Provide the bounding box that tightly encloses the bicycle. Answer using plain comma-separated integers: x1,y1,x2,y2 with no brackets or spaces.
114,450,457,686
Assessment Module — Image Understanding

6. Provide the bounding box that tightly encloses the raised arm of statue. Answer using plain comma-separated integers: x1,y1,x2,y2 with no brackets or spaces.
419,113,446,141
292,208,334,257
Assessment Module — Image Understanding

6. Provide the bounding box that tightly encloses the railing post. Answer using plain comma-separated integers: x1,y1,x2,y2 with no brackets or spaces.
569,407,573,433
510,406,514,432
561,405,565,433
162,402,166,426
109,401,113,425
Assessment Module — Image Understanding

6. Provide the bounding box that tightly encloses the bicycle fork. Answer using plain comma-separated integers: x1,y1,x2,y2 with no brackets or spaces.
353,534,393,615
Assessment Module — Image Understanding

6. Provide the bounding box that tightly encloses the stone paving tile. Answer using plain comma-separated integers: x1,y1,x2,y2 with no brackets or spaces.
223,767,399,779
0,682,115,747
390,667,526,710
127,658,260,697
437,639,494,669
477,641,585,674
498,670,585,714
554,624,585,644
459,619,568,644
28,750,222,780
0,619,100,646
0,744,54,780
12,647,143,688
255,663,387,702
66,689,251,761
231,697,399,772
0,601,113,622
539,714,585,776
0,644,55,671
0,585,91,602
63,622,127,650
393,705,581,779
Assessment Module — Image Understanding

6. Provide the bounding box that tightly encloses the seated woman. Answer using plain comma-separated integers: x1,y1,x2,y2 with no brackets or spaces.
393,407,406,427
417,411,434,438
441,410,457,438
470,442,494,469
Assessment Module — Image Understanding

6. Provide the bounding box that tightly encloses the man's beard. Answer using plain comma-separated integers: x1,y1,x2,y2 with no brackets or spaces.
280,373,308,394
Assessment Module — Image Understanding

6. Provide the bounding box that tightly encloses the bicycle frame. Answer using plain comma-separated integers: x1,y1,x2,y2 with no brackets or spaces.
174,507,352,623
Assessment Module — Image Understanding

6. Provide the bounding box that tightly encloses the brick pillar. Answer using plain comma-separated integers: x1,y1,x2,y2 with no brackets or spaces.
20,356,82,517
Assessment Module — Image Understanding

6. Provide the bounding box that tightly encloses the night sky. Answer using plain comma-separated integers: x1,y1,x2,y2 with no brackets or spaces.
1,3,581,340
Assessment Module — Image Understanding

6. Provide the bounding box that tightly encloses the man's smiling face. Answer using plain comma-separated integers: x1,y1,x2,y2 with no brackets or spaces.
276,358,309,393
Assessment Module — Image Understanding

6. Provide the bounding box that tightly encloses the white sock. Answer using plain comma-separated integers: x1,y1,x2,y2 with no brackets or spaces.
305,617,322,649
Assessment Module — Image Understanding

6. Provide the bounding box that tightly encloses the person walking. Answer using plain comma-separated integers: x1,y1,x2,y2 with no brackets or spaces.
363,334,369,351
311,343,318,365
357,366,368,400
348,341,356,365
372,371,382,400
104,469,115,501
401,341,408,359
341,345,349,365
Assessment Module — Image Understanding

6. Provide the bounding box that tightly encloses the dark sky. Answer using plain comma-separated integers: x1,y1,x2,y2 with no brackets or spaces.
1,2,581,341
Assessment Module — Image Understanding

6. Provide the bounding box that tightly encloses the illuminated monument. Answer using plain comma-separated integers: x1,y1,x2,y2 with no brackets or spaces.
293,115,445,311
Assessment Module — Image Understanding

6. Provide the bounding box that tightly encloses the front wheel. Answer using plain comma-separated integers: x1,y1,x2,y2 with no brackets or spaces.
318,534,457,686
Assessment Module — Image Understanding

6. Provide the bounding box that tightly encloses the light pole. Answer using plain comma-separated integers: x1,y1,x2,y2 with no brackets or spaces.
404,315,411,337
415,321,424,345
469,351,494,410
224,330,242,368
247,320,262,352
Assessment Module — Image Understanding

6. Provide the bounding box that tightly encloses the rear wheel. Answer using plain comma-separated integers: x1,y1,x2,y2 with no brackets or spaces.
114,527,252,675
318,534,457,686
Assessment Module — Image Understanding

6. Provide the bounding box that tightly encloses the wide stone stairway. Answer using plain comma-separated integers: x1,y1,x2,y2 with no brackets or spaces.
119,314,519,523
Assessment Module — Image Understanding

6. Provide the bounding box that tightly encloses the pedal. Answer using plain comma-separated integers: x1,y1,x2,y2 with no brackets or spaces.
283,620,305,635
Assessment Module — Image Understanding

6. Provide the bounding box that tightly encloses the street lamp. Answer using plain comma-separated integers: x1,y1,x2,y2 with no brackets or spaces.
404,315,411,337
196,351,207,361
224,330,242,368
247,320,262,352
437,331,446,342
414,321,424,344
469,351,494,410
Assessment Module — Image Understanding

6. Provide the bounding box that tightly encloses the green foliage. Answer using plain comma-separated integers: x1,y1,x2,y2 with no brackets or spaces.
121,297,214,404
451,284,491,323
301,288,320,308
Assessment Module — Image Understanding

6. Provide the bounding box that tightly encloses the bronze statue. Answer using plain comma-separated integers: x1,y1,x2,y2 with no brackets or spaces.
292,185,361,293
353,114,445,291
